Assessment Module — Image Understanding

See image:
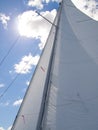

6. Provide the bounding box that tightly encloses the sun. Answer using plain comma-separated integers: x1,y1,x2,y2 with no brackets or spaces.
17,15,33,37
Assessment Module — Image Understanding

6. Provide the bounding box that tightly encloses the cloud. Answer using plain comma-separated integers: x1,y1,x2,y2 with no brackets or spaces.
13,99,23,106
7,126,12,130
17,9,56,49
72,0,98,21
0,84,5,88
0,126,11,130
28,0,43,9
27,0,59,9
26,81,30,86
14,53,40,74
0,13,10,29
21,81,30,93
0,127,4,130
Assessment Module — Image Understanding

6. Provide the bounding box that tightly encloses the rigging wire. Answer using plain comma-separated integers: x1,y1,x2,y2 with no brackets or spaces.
0,45,40,100
0,35,20,66
0,73,19,99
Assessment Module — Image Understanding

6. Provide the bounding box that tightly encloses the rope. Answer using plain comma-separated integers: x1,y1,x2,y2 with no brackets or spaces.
0,35,20,66
0,45,40,100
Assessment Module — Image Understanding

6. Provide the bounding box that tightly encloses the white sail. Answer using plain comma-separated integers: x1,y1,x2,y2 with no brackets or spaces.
41,0,98,130
12,0,98,130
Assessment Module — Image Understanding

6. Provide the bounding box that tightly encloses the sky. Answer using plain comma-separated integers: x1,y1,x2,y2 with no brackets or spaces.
0,0,98,130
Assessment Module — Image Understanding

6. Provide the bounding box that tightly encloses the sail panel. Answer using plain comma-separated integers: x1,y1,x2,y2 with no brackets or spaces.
65,0,98,63
42,0,98,130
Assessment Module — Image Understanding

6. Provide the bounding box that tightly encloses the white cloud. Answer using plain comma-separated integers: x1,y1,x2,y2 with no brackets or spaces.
7,126,12,130
22,80,30,92
17,9,56,49
13,99,23,106
0,125,12,130
26,81,30,86
28,0,43,9
27,0,59,9
0,126,12,130
0,127,4,130
0,13,10,29
14,53,40,74
72,0,98,21
0,83,5,88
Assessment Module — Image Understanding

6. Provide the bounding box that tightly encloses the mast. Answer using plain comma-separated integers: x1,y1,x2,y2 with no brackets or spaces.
36,2,63,130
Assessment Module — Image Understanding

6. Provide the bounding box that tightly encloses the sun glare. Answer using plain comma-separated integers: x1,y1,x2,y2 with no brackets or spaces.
17,17,33,37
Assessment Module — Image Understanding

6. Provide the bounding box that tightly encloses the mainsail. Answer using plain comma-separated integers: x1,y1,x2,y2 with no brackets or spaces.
11,0,98,130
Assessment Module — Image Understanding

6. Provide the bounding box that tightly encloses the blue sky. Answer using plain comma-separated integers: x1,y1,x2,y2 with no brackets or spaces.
0,0,98,130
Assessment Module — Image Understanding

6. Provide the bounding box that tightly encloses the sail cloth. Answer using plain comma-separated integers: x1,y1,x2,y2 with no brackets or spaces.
42,0,98,130
11,0,98,130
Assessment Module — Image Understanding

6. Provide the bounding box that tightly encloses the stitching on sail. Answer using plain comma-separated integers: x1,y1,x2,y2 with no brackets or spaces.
21,115,25,124
40,66,46,72
77,18,93,23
